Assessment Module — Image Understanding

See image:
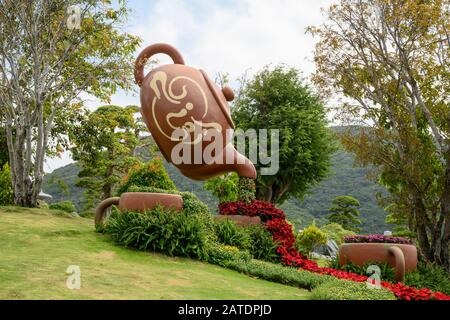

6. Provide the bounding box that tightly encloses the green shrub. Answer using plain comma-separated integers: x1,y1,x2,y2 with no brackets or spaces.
329,258,396,283
321,223,355,245
116,158,176,195
405,261,450,295
49,200,76,213
311,278,396,300
296,222,328,256
204,243,252,266
245,225,279,262
0,163,13,205
204,173,238,203
104,206,209,259
237,177,255,203
214,219,252,250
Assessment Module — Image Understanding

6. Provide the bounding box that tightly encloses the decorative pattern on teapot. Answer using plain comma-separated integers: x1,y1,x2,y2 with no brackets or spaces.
148,70,222,145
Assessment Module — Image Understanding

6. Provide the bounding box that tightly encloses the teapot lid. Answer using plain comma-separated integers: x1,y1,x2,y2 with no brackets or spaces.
200,69,235,130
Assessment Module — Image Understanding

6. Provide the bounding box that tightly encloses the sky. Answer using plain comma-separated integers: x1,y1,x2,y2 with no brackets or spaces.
44,0,336,173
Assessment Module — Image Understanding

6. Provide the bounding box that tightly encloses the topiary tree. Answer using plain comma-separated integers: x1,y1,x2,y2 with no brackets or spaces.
237,177,256,204
116,157,177,195
327,196,361,232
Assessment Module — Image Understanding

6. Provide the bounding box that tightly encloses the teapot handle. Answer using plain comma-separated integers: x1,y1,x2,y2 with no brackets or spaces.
134,43,185,87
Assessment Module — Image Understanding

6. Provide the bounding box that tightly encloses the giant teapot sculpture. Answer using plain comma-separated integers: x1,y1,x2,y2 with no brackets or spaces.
134,43,256,180
95,43,257,227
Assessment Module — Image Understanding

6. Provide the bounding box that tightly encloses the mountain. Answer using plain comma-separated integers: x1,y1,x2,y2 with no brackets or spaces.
43,147,390,233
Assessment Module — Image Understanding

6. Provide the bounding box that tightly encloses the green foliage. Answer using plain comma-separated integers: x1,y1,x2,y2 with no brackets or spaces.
214,220,252,250
327,195,361,232
311,278,396,300
117,158,177,195
49,201,76,214
237,177,256,203
296,222,328,256
204,173,238,203
405,261,450,295
321,223,356,245
385,203,416,239
233,65,336,204
104,206,209,260
1,0,142,207
204,243,252,266
245,224,279,262
0,163,13,205
213,220,278,262
70,105,142,208
330,258,396,283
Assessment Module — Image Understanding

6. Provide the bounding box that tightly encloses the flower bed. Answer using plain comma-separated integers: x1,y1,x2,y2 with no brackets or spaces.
219,200,450,300
344,234,412,244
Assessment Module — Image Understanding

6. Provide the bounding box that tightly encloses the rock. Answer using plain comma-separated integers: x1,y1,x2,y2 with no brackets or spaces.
312,239,339,258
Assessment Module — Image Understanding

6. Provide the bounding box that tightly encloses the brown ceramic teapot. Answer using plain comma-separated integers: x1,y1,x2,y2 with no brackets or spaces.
134,43,256,180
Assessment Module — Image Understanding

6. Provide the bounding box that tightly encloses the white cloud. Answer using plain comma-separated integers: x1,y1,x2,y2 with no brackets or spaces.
131,0,335,82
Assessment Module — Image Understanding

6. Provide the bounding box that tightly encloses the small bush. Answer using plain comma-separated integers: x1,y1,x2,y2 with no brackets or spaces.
214,219,252,250
296,222,328,256
311,278,396,300
405,261,450,295
116,158,176,195
204,243,252,266
245,225,279,262
49,200,76,213
0,163,13,205
321,223,355,245
104,206,209,259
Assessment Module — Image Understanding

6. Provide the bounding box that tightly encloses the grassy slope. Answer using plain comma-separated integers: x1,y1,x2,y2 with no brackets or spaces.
0,206,310,300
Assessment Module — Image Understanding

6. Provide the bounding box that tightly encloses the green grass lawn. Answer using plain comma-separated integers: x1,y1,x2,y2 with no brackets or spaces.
0,206,311,300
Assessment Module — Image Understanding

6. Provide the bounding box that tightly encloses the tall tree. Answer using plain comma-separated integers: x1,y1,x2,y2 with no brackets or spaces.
0,0,140,207
328,195,362,232
310,0,450,269
70,105,141,209
233,65,336,204
0,128,8,167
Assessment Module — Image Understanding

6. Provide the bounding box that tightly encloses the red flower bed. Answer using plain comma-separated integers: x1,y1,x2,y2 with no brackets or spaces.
219,200,450,300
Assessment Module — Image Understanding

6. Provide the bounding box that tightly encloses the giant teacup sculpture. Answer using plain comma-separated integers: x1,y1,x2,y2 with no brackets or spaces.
95,43,257,227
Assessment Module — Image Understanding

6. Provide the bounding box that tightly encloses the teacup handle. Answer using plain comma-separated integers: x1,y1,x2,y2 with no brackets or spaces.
134,43,185,87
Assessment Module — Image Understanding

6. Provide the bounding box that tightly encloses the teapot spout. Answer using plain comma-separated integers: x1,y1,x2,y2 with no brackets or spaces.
178,143,256,180
228,144,257,179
